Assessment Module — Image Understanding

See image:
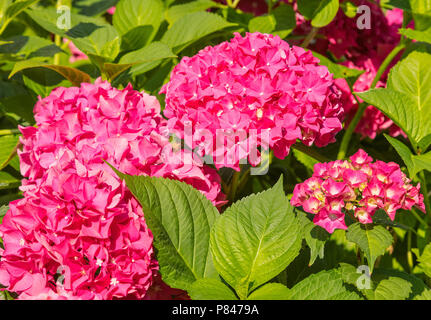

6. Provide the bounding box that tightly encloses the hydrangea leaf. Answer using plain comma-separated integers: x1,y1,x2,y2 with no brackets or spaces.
346,223,393,273
288,269,362,300
0,0,39,35
297,0,340,27
166,0,220,25
113,0,164,46
311,51,364,79
27,7,120,61
247,283,291,300
9,60,91,86
385,134,431,177
372,277,412,300
210,177,302,299
0,35,62,59
297,211,329,266
112,172,220,291
399,27,431,44
0,134,19,171
418,243,431,278
119,41,176,76
248,3,296,38
188,279,238,300
356,51,431,148
161,11,236,52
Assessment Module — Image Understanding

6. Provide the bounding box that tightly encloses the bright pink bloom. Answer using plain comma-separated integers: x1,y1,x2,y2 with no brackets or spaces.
161,32,344,170
291,149,425,233
0,79,224,300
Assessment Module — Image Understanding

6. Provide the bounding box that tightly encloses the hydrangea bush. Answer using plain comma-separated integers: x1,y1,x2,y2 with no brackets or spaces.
0,0,430,301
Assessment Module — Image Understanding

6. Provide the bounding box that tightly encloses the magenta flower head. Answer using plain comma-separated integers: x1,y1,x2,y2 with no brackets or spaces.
0,79,224,300
291,149,425,233
161,32,344,171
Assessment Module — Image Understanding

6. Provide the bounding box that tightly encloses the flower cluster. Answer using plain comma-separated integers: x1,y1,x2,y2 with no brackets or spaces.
161,32,344,170
291,150,425,233
0,79,224,299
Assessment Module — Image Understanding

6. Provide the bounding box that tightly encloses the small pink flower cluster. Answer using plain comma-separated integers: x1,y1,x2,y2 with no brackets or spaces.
291,150,425,233
0,79,224,299
161,32,344,170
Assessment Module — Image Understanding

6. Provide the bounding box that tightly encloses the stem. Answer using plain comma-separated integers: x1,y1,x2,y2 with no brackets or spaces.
228,170,241,202
301,27,318,48
337,43,405,159
419,171,430,219
407,230,413,273
411,207,428,229
54,34,61,65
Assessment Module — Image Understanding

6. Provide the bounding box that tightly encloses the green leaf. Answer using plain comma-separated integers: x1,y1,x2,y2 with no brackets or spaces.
418,243,431,278
248,3,296,38
372,277,412,300
112,171,220,291
0,80,36,123
0,0,39,35
27,8,120,61
341,1,357,18
0,205,8,224
113,0,164,46
399,27,431,44
9,60,91,86
161,11,236,52
0,35,62,59
312,51,364,79
297,0,340,27
247,283,290,300
414,288,431,300
188,279,238,300
0,135,19,170
0,170,21,190
119,41,176,76
356,51,431,147
288,269,362,300
166,0,219,25
210,177,302,299
298,211,329,266
409,0,431,30
346,223,393,273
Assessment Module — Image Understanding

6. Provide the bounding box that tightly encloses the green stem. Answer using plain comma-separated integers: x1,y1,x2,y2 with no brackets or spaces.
228,170,241,202
407,230,413,273
411,207,428,229
419,171,430,219
337,43,405,159
301,27,318,48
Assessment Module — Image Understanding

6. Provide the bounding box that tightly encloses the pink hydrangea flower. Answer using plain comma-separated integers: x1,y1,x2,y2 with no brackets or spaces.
291,149,425,233
0,79,224,300
161,32,344,170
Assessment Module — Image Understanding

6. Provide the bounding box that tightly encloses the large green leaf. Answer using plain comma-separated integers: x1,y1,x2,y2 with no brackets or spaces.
210,177,302,299
119,41,176,76
0,135,19,170
356,51,431,147
371,277,412,300
27,8,120,61
113,0,164,46
166,0,219,25
10,60,91,86
346,223,393,273
386,134,431,177
161,11,236,52
0,35,62,60
248,3,296,38
112,171,220,291
297,0,340,27
418,243,431,278
188,279,238,300
247,283,291,300
0,0,39,35
399,27,431,44
288,269,362,300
